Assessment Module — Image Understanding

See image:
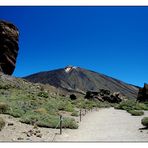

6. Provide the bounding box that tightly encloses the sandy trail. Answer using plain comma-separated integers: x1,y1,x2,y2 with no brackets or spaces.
1,108,148,142
55,108,148,142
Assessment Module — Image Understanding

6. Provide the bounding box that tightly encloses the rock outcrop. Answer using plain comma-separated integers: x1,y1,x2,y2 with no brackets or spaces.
0,20,19,75
85,89,125,103
137,83,148,102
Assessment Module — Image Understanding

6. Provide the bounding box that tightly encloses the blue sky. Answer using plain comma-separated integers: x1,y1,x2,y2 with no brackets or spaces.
0,6,147,87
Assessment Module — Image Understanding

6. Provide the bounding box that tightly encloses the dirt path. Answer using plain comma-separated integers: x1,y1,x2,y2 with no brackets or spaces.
1,108,148,142
55,108,148,142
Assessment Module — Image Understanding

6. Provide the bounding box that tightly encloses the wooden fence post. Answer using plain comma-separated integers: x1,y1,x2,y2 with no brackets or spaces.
80,109,82,122
60,115,62,135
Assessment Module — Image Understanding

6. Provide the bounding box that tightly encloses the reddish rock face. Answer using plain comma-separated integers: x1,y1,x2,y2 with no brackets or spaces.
137,83,148,102
0,20,19,75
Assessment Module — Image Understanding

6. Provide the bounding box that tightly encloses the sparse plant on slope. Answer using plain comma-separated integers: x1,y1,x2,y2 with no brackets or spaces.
127,110,144,116
141,117,148,128
20,111,78,129
37,91,48,98
71,110,79,117
114,99,136,111
0,117,5,131
0,102,9,113
115,99,148,113
58,100,74,112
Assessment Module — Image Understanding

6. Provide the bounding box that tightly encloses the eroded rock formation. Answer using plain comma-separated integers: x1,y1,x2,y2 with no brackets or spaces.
0,20,19,75
85,89,125,103
137,83,148,102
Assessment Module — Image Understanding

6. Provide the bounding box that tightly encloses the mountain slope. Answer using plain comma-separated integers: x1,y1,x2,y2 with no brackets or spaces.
24,66,139,99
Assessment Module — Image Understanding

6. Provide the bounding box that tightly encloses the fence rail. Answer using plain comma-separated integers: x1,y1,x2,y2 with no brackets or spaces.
51,107,99,141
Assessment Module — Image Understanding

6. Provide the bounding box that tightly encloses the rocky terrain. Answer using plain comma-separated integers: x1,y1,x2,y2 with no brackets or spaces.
24,66,139,99
137,83,148,102
0,20,19,75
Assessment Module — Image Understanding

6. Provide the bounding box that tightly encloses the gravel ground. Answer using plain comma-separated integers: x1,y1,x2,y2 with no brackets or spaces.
55,108,148,142
0,114,59,142
1,108,148,142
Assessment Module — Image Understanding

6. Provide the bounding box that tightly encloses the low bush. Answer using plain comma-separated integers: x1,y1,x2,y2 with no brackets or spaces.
141,117,148,128
71,111,79,117
134,103,148,110
6,107,25,118
58,100,74,112
62,117,78,129
20,111,78,129
0,117,5,131
0,102,9,113
70,94,77,100
37,91,48,98
115,100,148,115
34,108,48,114
20,111,59,127
115,100,136,111
127,110,144,116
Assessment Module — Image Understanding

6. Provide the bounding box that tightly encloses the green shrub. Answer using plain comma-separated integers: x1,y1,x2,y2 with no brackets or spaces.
20,111,59,127
71,111,79,117
37,92,48,98
62,117,78,129
141,117,148,127
96,101,112,108
115,100,148,112
0,102,9,113
58,100,74,112
134,103,148,110
0,117,5,131
34,108,48,114
7,107,25,118
115,100,136,111
20,111,78,129
127,110,144,116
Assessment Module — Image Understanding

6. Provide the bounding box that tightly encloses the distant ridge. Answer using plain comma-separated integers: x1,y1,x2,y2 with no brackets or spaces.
24,66,139,99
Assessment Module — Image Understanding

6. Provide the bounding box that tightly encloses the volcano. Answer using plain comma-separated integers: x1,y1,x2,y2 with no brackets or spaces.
24,66,139,99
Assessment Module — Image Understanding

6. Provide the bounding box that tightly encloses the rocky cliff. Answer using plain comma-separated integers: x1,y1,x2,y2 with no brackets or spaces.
0,20,19,75
137,83,148,102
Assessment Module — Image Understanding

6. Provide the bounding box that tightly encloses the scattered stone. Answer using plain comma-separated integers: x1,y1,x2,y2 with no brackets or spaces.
33,124,38,129
8,116,13,119
27,133,31,137
36,133,42,138
28,129,33,133
26,138,30,141
35,130,41,133
17,137,24,140
8,123,14,126
11,138,15,141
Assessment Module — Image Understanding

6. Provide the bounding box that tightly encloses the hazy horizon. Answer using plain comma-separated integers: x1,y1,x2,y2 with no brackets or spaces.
0,6,147,87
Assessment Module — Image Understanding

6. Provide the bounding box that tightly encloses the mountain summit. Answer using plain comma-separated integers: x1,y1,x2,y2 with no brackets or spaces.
24,66,139,99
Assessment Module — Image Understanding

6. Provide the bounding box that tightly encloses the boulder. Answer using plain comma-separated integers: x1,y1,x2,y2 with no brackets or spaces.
70,94,77,100
84,89,123,103
0,20,19,75
137,83,148,102
110,92,123,103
